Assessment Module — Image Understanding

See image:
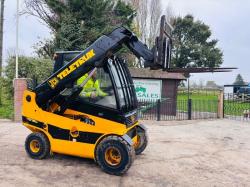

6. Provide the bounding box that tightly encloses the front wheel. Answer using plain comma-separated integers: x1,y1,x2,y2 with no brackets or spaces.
25,132,50,159
95,136,135,175
134,126,148,155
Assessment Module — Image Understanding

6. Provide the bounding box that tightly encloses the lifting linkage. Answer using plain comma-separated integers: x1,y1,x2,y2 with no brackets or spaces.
34,27,158,108
33,16,173,111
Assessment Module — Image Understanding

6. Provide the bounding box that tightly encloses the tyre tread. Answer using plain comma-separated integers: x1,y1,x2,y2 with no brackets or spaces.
135,127,148,155
25,132,50,159
96,135,135,175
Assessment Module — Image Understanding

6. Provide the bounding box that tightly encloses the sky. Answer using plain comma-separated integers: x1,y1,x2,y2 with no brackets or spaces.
163,0,250,86
2,0,250,86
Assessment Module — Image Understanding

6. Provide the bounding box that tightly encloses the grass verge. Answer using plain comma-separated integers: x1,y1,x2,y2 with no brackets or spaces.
0,96,13,119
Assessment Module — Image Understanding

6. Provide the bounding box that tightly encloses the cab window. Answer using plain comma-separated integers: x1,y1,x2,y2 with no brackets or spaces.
77,68,117,109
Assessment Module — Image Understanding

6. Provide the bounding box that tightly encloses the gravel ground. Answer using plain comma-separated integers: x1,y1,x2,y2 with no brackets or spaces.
0,119,250,187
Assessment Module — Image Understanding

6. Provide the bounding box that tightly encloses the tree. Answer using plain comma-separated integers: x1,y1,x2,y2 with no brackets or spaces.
198,79,204,89
164,3,175,25
129,0,162,48
25,0,136,58
233,74,245,85
191,81,198,88
179,81,185,88
0,0,4,76
128,3,223,69
3,56,53,99
171,15,223,68
148,0,162,47
206,81,218,89
0,0,5,105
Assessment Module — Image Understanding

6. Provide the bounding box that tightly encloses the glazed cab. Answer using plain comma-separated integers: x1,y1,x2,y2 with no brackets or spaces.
53,52,139,127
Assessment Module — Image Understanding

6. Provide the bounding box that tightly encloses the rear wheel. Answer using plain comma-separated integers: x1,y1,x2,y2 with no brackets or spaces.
134,127,148,155
25,132,50,159
95,136,135,175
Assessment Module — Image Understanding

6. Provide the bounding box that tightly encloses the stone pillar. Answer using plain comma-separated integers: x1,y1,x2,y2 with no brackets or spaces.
13,78,27,122
217,90,224,119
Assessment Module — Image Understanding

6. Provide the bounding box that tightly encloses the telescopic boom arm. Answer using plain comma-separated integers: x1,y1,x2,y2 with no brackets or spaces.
34,27,156,106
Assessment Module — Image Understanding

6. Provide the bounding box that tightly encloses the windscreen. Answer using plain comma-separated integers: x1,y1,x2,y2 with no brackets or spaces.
108,58,137,112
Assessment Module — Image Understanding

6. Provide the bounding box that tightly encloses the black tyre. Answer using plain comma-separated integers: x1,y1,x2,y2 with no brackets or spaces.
25,132,50,159
134,126,148,155
95,136,135,175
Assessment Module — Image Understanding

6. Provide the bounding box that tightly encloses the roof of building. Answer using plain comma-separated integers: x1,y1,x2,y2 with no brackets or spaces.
129,68,186,80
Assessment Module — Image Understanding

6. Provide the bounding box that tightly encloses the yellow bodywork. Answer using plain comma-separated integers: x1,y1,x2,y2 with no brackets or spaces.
22,90,138,160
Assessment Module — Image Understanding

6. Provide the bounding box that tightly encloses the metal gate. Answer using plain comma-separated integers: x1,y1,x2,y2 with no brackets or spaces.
224,93,250,121
138,98,219,121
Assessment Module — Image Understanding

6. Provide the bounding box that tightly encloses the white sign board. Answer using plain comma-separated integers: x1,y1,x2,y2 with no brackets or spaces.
133,79,162,101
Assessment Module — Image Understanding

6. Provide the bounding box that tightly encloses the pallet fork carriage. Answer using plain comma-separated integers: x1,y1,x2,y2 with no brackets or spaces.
22,16,172,175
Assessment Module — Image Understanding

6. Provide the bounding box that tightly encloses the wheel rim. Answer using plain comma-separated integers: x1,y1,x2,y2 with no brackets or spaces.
30,140,40,153
104,147,121,166
134,135,141,149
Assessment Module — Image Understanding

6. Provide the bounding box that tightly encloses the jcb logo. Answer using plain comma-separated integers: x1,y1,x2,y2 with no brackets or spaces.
48,77,59,89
